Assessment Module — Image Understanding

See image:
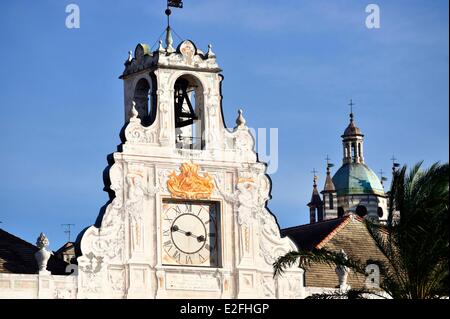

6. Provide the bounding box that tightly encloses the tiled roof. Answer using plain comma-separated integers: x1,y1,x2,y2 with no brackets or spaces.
322,171,336,192
0,228,69,275
54,242,75,256
281,216,350,250
281,215,388,289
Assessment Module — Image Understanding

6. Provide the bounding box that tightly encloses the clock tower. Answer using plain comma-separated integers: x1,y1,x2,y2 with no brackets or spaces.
76,26,304,299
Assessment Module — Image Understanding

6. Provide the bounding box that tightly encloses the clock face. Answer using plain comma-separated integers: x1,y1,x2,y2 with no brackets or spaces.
161,200,220,267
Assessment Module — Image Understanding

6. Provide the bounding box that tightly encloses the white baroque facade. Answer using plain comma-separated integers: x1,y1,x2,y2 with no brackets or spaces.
0,30,304,300
73,33,303,299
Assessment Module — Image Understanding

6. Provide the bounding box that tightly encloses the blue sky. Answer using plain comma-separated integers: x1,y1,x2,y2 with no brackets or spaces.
0,0,448,250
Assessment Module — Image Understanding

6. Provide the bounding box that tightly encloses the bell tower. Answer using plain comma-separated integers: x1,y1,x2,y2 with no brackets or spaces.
120,26,222,150
342,100,365,164
76,4,303,299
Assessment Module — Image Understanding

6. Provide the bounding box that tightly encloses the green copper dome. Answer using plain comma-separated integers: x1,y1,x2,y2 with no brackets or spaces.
332,163,385,196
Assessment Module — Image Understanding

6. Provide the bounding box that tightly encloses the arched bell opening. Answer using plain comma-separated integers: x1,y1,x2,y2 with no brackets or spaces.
173,74,205,150
133,76,157,126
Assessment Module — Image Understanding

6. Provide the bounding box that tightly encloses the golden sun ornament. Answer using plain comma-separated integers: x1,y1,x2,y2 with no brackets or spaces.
167,163,214,199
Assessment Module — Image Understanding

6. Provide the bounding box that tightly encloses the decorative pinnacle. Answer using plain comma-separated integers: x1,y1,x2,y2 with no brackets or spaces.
130,101,139,120
158,39,165,53
206,44,216,58
125,50,133,64
236,109,246,127
165,26,175,53
36,233,49,250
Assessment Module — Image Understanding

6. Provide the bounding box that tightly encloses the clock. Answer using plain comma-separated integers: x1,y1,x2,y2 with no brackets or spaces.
161,200,220,267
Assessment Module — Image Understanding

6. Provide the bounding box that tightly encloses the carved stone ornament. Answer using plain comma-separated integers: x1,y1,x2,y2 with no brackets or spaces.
35,233,51,274
167,162,214,199
179,40,196,64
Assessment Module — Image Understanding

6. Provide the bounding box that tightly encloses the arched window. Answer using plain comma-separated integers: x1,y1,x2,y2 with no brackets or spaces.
351,143,357,162
329,194,334,209
174,75,204,150
377,207,384,218
134,77,156,125
356,205,368,218
338,207,345,218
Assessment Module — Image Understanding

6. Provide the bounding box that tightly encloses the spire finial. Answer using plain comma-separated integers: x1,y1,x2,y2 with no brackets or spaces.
165,26,175,53
206,44,216,58
125,50,133,65
311,168,318,187
235,109,246,128
158,39,165,53
348,99,355,122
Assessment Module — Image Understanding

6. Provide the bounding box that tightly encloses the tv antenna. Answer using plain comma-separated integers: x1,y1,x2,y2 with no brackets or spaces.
61,224,75,242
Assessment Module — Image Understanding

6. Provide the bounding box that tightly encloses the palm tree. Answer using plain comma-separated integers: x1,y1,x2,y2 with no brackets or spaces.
274,162,449,299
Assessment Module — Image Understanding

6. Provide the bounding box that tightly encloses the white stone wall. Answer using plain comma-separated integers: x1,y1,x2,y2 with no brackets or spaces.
0,273,77,299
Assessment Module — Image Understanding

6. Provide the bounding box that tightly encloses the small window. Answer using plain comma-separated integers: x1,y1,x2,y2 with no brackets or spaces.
338,207,345,218
329,194,334,209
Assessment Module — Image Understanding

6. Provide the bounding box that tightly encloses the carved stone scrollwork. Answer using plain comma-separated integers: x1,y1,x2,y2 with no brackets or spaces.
108,268,126,294
78,162,126,296
77,252,104,294
125,116,159,145
234,128,254,153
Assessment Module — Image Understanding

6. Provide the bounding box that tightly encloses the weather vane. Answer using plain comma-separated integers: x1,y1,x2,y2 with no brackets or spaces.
166,0,184,28
325,155,334,169
379,169,388,186
391,154,400,172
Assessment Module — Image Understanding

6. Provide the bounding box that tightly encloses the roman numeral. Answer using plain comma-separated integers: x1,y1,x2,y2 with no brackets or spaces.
174,206,183,216
163,240,173,253
163,230,170,237
186,256,193,264
198,254,206,263
163,240,172,246
173,250,181,262
196,207,204,216
204,243,210,251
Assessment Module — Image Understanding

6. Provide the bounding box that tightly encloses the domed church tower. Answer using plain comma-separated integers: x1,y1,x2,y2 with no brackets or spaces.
332,106,388,221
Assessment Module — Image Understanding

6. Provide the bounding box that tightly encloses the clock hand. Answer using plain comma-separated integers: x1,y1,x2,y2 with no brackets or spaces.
171,225,206,242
